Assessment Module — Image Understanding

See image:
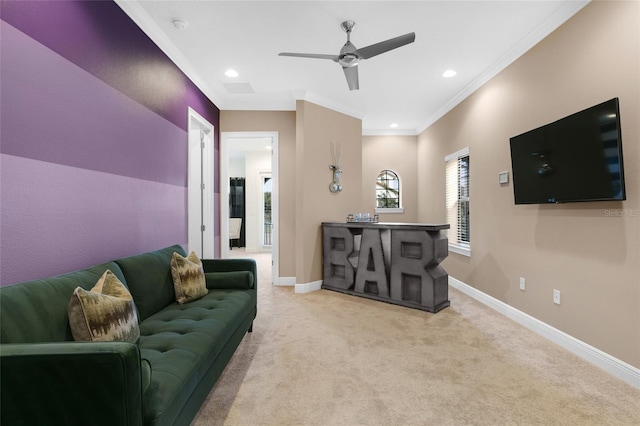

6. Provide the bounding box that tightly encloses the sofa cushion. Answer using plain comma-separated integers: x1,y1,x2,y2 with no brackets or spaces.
141,358,152,394
0,262,126,344
171,252,208,304
137,288,256,424
68,270,140,343
116,245,186,321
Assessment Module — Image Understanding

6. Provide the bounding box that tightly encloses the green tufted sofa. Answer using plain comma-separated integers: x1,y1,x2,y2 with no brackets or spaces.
0,244,257,426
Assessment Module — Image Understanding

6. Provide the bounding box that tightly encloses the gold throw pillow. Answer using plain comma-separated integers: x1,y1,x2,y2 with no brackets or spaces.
68,270,140,343
171,251,208,304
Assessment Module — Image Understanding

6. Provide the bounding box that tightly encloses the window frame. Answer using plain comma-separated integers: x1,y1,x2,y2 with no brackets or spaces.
375,169,404,214
445,147,471,257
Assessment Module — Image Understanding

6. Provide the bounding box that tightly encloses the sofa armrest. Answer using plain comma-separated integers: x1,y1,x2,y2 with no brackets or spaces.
0,342,144,426
201,258,257,288
201,258,257,275
205,271,254,290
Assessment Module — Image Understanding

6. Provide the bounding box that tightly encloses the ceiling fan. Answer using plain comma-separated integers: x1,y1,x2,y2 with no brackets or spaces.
279,20,415,90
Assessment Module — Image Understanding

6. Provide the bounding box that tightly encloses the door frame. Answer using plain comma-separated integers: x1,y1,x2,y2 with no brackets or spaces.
259,171,273,251
187,107,215,258
221,131,279,285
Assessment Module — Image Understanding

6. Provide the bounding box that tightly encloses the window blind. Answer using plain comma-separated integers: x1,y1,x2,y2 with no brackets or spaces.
458,155,470,244
445,148,470,254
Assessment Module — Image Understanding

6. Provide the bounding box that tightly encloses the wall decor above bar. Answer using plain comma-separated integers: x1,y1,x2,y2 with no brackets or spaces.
322,222,450,313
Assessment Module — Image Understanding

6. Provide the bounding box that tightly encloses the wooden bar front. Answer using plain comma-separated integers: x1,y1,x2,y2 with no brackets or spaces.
322,222,450,313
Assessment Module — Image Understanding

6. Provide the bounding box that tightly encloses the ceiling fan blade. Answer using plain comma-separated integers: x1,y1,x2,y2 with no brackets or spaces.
278,52,339,62
343,66,359,90
357,32,416,60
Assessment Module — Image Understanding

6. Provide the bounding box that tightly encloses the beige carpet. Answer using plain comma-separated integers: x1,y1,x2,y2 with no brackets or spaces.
193,250,640,425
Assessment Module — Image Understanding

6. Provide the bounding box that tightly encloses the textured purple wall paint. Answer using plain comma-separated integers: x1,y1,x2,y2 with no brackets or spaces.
1,1,222,284
1,154,187,285
0,0,219,133
2,22,187,186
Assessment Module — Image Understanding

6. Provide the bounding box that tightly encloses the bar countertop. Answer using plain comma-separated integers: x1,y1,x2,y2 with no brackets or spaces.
322,222,450,231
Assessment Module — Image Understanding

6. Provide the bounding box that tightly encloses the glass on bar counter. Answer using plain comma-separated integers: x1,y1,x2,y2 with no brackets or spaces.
346,213,379,223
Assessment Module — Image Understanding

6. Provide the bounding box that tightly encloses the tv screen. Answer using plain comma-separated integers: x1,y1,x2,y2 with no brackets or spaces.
509,98,625,204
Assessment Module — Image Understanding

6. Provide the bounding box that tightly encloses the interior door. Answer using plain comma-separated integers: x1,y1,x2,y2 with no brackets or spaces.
187,108,214,258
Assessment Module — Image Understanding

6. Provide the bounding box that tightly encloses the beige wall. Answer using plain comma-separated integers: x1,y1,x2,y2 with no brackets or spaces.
362,135,418,223
219,0,638,368
417,0,639,367
220,110,296,277
221,105,363,284
295,101,363,283
244,151,271,252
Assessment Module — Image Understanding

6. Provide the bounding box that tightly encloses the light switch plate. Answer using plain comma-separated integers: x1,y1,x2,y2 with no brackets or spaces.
498,171,509,184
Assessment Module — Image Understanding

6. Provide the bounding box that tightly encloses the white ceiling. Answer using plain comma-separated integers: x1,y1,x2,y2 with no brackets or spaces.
115,0,589,135
227,137,273,159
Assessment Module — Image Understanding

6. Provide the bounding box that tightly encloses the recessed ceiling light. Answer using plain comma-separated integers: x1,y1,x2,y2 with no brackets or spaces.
390,123,399,128
225,69,239,78
443,70,457,78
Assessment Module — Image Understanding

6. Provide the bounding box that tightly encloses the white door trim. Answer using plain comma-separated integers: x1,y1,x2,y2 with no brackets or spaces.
259,171,273,251
187,107,215,258
221,131,279,286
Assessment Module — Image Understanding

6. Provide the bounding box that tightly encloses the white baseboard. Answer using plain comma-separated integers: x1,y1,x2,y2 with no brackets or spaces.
449,276,640,389
295,280,323,294
274,277,296,287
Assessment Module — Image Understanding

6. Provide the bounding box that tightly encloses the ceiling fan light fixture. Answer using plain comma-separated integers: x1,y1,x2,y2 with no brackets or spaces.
339,53,360,68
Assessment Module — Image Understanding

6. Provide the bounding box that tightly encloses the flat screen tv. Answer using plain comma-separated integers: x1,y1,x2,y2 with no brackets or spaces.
509,98,625,204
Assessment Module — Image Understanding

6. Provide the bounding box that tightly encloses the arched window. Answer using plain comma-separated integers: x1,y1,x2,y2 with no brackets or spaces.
376,170,400,209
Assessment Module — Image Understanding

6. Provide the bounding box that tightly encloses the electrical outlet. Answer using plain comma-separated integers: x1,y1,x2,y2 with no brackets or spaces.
553,289,561,305
519,277,526,291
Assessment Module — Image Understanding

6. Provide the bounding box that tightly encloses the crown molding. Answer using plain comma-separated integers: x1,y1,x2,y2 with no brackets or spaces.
113,0,223,108
362,128,419,137
115,0,590,135
416,0,590,135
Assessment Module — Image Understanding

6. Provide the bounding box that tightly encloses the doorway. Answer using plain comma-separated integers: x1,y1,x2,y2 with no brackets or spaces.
187,108,214,258
221,132,279,285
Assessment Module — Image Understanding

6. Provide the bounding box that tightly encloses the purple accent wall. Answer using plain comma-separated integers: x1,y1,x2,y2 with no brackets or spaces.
0,0,219,132
2,22,187,186
0,1,221,285
1,154,187,284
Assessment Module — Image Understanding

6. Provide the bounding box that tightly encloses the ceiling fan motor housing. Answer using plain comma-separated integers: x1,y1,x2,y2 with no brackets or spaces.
341,20,356,33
